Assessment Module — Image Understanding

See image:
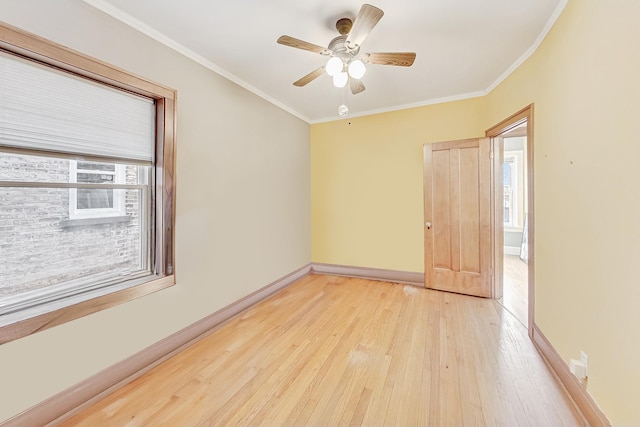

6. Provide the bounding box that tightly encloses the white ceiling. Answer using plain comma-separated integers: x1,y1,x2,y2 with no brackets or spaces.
84,0,564,123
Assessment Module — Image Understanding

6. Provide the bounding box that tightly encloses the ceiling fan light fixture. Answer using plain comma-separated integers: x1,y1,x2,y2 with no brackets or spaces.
348,59,366,79
326,57,344,77
278,4,417,105
333,72,348,88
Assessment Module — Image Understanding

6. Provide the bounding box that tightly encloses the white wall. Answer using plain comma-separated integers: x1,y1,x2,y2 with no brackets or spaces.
0,0,310,421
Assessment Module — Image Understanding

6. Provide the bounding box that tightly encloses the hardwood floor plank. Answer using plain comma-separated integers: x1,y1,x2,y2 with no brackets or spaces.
381,291,414,426
455,296,485,427
60,275,585,426
500,254,528,326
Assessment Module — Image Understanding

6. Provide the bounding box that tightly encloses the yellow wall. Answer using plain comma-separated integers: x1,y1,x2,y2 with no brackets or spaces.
312,1,640,424
0,0,310,422
485,1,640,424
311,98,487,272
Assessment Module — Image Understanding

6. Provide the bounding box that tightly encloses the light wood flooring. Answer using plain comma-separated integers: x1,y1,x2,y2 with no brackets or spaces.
61,274,584,426
499,255,529,326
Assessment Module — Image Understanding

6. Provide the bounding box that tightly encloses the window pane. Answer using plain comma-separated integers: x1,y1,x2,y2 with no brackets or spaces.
0,152,70,183
77,172,114,183
0,186,148,302
503,162,512,185
77,161,116,172
504,192,512,225
76,169,116,210
77,188,114,209
0,151,151,309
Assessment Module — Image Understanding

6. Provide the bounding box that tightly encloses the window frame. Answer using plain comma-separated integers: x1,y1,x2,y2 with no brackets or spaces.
0,21,177,345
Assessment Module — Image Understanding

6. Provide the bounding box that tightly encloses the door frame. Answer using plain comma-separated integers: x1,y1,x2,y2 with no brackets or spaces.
485,104,535,337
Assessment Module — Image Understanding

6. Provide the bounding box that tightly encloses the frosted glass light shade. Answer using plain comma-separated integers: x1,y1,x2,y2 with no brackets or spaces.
348,59,366,79
333,72,348,88
326,57,343,76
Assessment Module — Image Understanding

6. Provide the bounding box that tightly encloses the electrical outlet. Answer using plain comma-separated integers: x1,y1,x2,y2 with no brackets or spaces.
569,359,587,381
580,351,588,377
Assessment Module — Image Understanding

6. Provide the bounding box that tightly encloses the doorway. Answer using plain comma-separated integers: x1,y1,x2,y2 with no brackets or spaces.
486,105,534,333
499,124,528,326
422,105,534,333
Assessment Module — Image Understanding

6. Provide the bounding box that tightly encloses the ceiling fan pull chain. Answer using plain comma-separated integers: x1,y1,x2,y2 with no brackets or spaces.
338,85,349,117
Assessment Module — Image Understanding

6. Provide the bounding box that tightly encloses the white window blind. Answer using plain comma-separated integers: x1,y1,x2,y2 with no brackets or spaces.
0,51,155,162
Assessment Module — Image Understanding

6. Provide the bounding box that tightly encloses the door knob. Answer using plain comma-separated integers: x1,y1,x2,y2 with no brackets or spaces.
425,221,432,229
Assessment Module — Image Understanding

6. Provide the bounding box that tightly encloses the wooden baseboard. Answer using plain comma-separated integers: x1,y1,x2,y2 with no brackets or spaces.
8,265,608,427
1,264,312,427
531,324,610,426
311,263,424,287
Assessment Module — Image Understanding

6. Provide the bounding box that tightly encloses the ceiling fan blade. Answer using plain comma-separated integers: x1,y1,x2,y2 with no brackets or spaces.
363,52,416,67
293,67,325,87
350,78,365,95
277,35,332,55
346,4,384,50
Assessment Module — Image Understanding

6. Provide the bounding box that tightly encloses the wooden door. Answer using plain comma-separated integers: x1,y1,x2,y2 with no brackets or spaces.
423,138,492,297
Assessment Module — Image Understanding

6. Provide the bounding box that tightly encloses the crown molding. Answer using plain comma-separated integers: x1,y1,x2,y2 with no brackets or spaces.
484,0,568,95
83,0,568,125
321,0,568,124
309,90,487,124
81,0,311,124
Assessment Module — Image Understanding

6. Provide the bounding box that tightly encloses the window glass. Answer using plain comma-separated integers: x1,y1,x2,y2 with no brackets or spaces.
77,188,114,209
0,152,150,312
503,159,515,226
503,149,524,229
77,162,116,209
71,160,125,214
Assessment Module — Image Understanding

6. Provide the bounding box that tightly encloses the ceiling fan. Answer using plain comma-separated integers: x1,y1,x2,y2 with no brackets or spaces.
277,4,416,96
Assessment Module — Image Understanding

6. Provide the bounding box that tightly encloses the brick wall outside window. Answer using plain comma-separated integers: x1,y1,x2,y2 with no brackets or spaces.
0,153,142,298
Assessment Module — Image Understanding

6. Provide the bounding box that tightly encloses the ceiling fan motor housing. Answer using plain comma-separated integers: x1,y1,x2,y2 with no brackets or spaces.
328,35,360,62
336,18,353,35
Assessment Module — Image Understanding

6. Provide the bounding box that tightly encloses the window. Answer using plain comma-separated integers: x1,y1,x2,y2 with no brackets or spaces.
503,157,516,227
69,161,127,219
0,22,176,344
503,149,525,230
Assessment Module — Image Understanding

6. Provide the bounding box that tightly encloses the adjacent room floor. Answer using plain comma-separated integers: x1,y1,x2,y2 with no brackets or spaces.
500,254,529,326
61,274,584,426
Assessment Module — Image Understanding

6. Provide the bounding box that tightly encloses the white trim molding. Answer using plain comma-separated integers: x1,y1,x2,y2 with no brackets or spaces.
81,0,309,124
504,246,521,256
82,0,568,124
532,324,611,427
309,91,486,124
484,0,568,95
